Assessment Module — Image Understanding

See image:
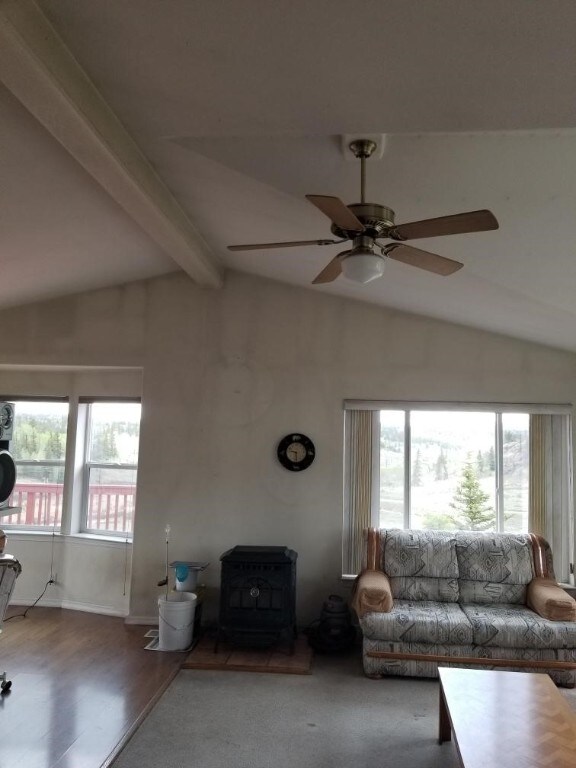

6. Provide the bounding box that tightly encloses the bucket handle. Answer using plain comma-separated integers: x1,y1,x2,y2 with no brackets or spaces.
159,615,195,632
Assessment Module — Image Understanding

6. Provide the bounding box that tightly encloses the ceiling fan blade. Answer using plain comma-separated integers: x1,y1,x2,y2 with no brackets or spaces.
391,210,498,241
306,195,364,232
386,244,463,276
228,238,340,251
311,250,350,284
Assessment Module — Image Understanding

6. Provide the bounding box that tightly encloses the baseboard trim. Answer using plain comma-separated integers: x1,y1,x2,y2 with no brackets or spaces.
61,599,127,617
10,597,127,617
125,614,158,626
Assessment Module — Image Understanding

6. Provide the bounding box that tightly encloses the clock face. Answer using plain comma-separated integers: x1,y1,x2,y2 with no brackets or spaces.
277,433,315,472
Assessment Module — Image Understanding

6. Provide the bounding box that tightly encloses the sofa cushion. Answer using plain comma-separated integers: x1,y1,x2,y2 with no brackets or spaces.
383,529,459,601
527,578,576,622
389,576,459,602
384,529,459,578
359,600,473,645
461,603,576,649
455,533,534,604
458,580,527,605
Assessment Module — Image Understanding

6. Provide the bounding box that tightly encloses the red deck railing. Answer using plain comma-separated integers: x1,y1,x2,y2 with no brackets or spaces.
5,482,136,533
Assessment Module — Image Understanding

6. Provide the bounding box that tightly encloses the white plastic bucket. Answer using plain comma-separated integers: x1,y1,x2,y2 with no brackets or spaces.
158,592,197,650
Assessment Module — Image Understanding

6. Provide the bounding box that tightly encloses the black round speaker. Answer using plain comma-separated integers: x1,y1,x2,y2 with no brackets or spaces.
0,450,16,504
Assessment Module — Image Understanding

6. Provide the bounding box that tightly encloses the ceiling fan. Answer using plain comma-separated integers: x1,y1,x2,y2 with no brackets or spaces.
228,139,499,284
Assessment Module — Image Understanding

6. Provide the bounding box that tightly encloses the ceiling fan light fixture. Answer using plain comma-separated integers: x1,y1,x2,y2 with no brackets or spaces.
341,247,386,284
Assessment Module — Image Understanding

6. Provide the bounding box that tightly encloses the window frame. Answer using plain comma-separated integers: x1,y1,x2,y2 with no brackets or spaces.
1,395,141,540
80,399,141,538
12,458,67,530
343,400,574,580
2,397,69,531
380,410,527,532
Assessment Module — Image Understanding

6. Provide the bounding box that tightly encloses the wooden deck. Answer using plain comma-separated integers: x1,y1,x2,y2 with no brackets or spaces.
0,606,183,768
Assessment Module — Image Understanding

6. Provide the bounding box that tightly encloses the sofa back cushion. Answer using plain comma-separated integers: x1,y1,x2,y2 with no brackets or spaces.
455,532,535,604
383,529,460,602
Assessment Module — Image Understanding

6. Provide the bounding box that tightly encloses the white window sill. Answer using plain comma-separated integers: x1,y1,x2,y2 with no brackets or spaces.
68,533,132,546
4,530,132,547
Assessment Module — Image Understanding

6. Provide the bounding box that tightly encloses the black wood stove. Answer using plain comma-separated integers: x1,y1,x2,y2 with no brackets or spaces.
216,545,297,652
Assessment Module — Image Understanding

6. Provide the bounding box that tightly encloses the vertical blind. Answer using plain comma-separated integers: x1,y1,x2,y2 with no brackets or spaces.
529,414,573,582
343,410,376,576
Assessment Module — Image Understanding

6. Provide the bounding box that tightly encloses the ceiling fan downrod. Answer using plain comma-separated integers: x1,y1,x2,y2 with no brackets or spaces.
349,139,377,204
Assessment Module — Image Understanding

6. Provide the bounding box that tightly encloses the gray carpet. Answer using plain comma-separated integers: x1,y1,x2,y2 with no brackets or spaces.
113,654,576,768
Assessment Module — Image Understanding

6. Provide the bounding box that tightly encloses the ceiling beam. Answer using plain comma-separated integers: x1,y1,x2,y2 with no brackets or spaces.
0,0,222,287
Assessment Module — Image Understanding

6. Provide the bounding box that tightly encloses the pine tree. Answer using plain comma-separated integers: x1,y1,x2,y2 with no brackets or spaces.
486,445,496,472
435,448,448,481
10,430,25,458
46,431,63,460
29,430,39,457
448,462,495,530
412,449,423,486
103,425,118,461
22,433,31,458
476,449,484,476
92,425,118,462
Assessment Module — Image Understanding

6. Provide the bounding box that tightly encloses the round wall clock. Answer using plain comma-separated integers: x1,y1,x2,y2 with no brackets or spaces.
277,433,316,472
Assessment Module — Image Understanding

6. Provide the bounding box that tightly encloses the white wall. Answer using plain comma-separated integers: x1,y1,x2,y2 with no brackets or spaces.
1,271,575,625
6,534,131,616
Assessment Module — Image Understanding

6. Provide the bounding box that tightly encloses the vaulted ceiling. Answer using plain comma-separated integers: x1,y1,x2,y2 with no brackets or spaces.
2,1,576,349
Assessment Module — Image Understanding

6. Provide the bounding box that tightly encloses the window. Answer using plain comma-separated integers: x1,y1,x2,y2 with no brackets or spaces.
7,400,68,529
344,402,573,580
379,410,529,532
3,397,141,538
83,402,141,536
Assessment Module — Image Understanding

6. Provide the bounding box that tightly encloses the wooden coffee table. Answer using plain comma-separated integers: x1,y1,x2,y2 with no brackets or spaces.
438,668,576,768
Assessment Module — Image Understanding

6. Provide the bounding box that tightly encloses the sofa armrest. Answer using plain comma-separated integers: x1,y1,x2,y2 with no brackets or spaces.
351,569,393,618
527,577,576,621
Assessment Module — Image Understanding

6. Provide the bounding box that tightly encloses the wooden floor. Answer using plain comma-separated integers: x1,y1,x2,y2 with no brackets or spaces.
183,631,313,674
0,606,184,768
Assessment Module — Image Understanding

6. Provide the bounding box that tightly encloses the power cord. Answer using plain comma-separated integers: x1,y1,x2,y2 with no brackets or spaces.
47,518,58,583
4,579,53,622
5,523,59,622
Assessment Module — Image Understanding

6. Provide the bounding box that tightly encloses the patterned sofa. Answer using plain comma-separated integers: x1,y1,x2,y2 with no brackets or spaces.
351,529,576,686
